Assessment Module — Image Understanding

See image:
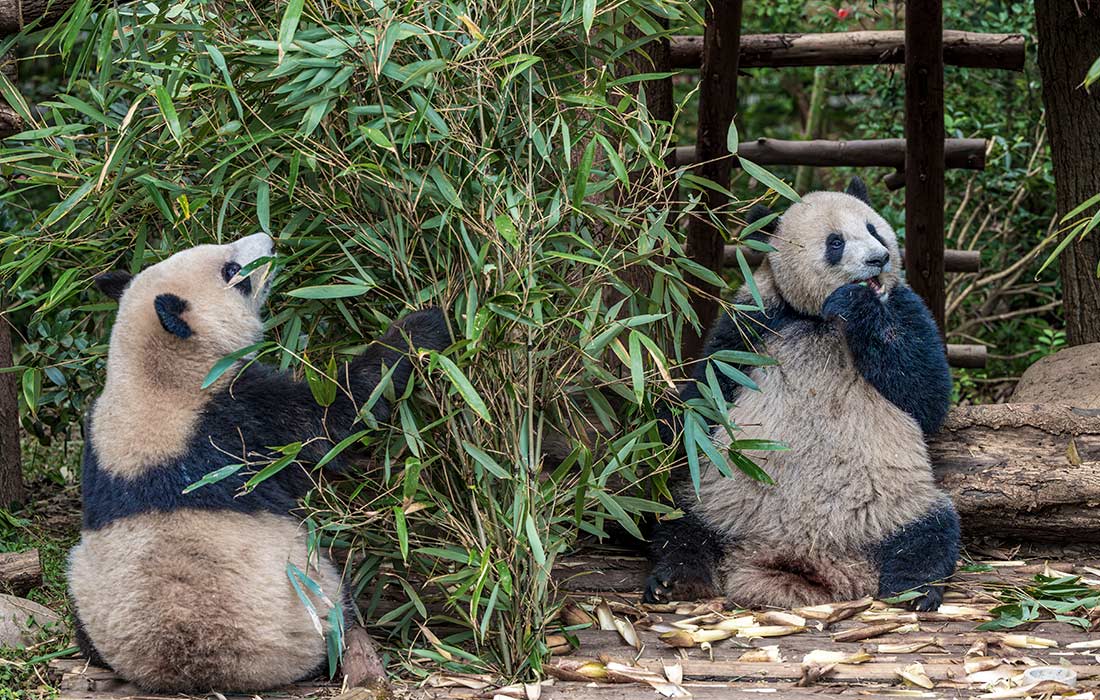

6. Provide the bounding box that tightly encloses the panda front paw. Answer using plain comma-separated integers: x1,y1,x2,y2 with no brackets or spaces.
822,282,885,323
887,584,944,611
643,562,720,604
910,584,945,612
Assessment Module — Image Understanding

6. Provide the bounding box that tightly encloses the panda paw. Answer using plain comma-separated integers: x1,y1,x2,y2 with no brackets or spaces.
903,584,944,612
822,282,886,323
643,563,720,604
388,307,453,353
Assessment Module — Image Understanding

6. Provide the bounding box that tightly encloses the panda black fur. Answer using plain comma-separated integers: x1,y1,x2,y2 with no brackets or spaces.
68,233,451,692
646,178,959,612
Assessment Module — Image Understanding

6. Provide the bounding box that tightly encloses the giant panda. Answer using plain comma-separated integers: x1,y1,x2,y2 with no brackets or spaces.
645,177,959,612
68,232,451,692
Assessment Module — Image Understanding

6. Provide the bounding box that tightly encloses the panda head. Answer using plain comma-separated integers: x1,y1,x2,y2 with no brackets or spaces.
94,233,276,387
747,177,900,316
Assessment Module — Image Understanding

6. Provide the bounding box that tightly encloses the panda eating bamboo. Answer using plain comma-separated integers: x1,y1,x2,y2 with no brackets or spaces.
646,177,960,612
68,233,450,692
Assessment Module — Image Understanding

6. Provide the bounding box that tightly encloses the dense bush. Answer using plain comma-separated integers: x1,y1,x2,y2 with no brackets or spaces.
0,0,795,679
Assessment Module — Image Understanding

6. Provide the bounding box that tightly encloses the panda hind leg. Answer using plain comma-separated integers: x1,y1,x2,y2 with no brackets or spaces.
873,499,960,612
72,611,112,671
724,551,879,609
644,512,725,603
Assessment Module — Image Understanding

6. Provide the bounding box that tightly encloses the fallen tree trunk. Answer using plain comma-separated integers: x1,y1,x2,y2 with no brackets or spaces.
0,550,41,596
674,138,986,171
670,30,1026,71
931,403,1100,542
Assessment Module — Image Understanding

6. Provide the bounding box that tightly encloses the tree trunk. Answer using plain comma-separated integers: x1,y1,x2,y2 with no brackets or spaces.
930,403,1100,542
0,0,76,33
0,306,24,507
0,53,21,139
1035,0,1100,346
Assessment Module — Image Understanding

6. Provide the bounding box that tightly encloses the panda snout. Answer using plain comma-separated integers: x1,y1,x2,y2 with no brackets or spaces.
864,252,889,271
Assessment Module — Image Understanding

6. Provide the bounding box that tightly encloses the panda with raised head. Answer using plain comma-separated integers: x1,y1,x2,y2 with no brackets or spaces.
68,233,450,692
646,177,959,611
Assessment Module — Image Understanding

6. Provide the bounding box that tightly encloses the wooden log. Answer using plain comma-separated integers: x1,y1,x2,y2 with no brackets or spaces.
681,0,743,360
0,550,42,596
0,0,76,32
673,137,985,171
931,403,1100,542
945,343,987,369
670,30,1026,71
905,0,947,333
722,245,980,273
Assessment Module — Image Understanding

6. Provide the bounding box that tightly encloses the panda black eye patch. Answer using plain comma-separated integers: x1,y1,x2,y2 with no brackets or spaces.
866,223,887,247
825,233,845,266
222,261,252,296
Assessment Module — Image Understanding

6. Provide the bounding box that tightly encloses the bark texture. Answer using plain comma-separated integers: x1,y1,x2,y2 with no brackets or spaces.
1036,0,1100,346
682,0,743,360
670,30,1026,70
0,0,75,33
0,550,41,596
931,404,1100,542
0,309,24,507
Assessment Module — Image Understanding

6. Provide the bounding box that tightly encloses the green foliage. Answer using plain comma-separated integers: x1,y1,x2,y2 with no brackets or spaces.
0,0,807,680
979,574,1100,631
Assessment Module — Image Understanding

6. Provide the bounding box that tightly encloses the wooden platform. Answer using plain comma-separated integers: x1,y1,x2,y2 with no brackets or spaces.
49,554,1100,700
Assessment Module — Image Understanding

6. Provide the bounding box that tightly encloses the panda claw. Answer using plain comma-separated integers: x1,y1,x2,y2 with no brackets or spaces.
906,585,944,612
642,575,666,604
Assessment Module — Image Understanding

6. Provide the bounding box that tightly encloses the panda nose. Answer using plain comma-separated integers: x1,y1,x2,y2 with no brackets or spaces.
865,252,889,270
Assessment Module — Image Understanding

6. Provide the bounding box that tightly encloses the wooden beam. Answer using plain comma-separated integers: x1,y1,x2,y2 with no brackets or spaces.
670,30,1026,71
722,245,980,273
905,0,947,333
673,137,985,170
682,0,743,360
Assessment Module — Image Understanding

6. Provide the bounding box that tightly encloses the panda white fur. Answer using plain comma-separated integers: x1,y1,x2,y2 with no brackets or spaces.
68,233,451,692
646,177,959,612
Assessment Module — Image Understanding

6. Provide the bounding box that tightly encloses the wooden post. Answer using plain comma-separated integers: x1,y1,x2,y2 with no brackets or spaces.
682,0,743,360
904,0,946,333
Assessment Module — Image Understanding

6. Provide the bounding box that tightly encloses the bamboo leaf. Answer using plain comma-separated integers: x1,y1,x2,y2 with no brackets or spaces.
183,463,245,493
433,353,492,423
738,157,800,203
279,0,305,55
286,284,374,299
154,85,182,143
201,341,268,389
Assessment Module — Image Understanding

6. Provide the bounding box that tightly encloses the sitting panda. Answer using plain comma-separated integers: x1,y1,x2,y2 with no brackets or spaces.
646,177,959,612
68,232,451,692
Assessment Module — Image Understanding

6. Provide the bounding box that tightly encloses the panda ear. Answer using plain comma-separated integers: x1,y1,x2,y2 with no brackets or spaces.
743,203,779,243
154,294,193,339
845,176,871,205
94,271,133,302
